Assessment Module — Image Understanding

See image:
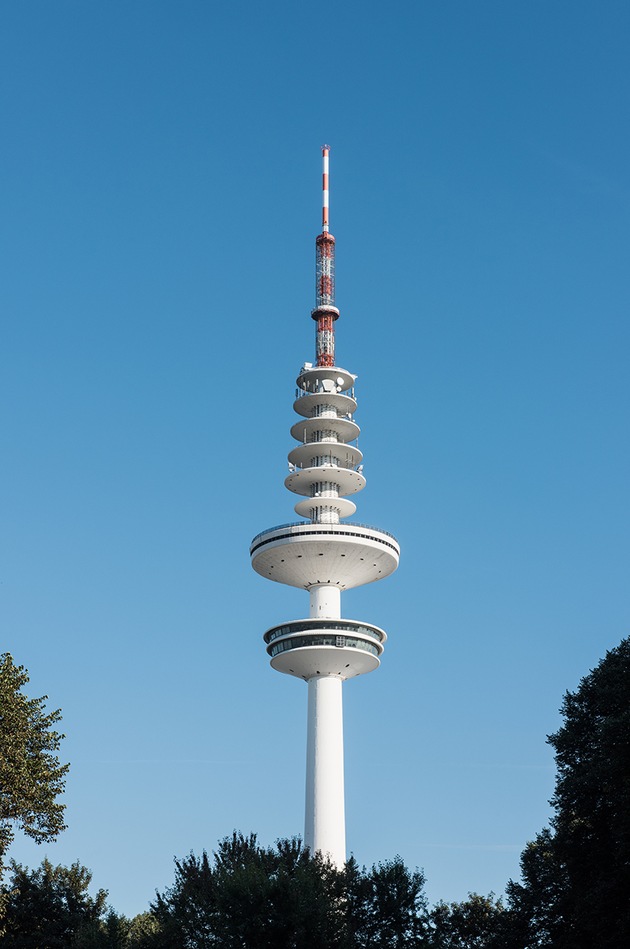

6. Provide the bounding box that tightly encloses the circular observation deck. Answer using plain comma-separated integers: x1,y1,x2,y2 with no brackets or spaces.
293,496,356,519
293,392,357,420
287,443,363,470
296,365,355,392
250,521,400,590
290,416,360,444
285,465,366,496
263,618,387,680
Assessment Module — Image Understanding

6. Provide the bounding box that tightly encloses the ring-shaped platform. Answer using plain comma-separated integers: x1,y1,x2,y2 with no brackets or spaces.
290,416,360,444
293,392,357,419
287,443,363,470
293,497,357,519
285,465,366,497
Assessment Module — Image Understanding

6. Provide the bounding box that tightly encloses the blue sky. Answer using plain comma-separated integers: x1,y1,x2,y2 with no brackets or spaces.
2,0,629,918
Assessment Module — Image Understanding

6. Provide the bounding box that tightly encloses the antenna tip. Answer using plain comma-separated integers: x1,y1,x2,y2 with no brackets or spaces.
322,144,330,153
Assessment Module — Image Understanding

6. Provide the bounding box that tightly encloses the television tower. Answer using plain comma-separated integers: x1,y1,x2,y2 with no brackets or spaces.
250,146,400,866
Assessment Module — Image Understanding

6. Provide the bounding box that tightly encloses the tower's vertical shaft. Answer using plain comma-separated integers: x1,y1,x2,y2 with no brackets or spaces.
305,675,346,865
305,581,345,861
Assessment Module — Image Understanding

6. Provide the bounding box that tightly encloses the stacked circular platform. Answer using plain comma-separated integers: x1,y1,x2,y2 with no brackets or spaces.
287,365,363,525
250,361,399,681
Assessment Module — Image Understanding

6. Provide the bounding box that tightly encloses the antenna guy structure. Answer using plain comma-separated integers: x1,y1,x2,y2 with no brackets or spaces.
250,146,400,866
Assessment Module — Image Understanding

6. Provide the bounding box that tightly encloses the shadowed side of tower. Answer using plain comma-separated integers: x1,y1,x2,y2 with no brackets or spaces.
250,146,399,866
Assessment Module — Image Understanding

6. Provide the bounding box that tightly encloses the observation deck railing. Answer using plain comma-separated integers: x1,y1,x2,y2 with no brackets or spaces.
265,620,385,644
289,456,360,471
250,521,399,547
295,386,356,401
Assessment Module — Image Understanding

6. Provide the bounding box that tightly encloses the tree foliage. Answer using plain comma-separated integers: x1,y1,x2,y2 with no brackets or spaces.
345,854,429,948
0,653,69,873
151,832,347,948
430,892,512,948
0,858,159,948
70,909,160,949
0,858,107,947
507,636,630,947
150,832,431,948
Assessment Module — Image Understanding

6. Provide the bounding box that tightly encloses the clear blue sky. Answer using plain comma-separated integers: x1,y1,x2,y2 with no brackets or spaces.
2,0,629,919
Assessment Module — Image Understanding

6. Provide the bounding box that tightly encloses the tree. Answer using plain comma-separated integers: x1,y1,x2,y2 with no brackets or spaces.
505,828,570,948
150,832,433,948
126,912,161,948
151,832,348,948
0,858,108,947
346,855,430,948
0,653,70,874
507,636,630,948
429,892,512,948
70,909,160,948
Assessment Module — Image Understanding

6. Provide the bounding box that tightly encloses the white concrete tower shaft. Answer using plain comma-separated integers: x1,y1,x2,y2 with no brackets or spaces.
305,675,345,864
305,580,344,862
250,146,399,866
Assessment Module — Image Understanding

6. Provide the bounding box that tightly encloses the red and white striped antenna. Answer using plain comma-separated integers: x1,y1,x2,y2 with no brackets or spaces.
313,145,339,367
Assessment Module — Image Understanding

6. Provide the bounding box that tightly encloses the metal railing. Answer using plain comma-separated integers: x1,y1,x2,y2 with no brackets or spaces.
295,387,356,401
250,521,399,546
265,620,385,644
289,457,360,471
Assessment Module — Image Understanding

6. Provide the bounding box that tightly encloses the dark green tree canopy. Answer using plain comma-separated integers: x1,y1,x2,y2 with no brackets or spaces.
429,893,511,949
507,636,630,948
151,832,347,949
0,859,159,948
345,854,429,948
150,832,431,949
0,653,69,872
0,858,107,947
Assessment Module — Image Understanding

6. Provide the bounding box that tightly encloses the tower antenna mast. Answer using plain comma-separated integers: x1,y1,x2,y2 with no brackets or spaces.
313,145,339,368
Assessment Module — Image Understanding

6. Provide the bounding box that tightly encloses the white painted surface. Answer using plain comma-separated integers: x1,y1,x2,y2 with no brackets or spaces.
270,643,380,679
292,391,357,419
293,496,357,520
290,416,360,443
309,584,341,618
304,674,346,866
250,524,400,589
284,464,366,497
287,442,363,469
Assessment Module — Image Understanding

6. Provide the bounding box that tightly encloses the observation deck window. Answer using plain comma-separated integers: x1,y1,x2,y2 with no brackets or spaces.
265,620,384,644
269,636,380,659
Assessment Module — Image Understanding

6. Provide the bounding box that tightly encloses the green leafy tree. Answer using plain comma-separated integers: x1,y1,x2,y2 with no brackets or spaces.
505,828,568,947
346,855,430,948
151,832,347,948
507,636,630,947
0,858,107,947
0,654,69,874
68,909,161,949
430,892,512,948
72,910,136,949
151,832,432,948
126,912,161,947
